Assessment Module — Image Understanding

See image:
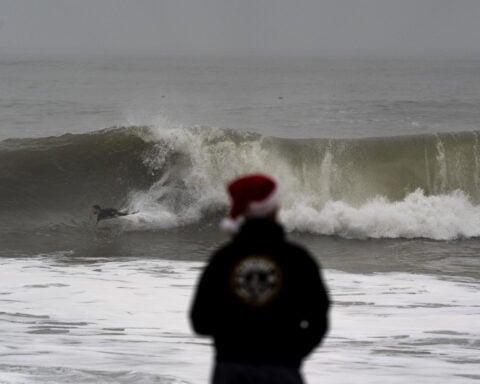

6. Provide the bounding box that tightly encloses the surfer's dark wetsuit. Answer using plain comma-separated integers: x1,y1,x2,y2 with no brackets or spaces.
92,205,128,223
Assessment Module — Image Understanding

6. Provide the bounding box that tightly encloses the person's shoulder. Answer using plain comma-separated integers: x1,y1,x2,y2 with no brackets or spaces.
283,239,320,266
206,240,235,262
283,238,310,255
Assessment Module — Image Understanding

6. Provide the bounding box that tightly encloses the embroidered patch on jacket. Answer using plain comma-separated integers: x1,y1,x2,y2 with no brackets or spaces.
230,255,283,306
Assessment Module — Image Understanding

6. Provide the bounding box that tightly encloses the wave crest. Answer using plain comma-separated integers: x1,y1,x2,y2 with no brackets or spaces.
3,125,480,239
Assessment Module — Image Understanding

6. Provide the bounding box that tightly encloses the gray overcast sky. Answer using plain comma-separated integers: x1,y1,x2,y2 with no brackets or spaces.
0,0,479,56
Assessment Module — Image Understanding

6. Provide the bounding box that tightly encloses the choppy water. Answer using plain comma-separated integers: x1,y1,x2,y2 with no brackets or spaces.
1,54,479,383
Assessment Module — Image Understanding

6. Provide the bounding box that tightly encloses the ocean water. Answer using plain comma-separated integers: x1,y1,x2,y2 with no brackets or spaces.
0,54,479,383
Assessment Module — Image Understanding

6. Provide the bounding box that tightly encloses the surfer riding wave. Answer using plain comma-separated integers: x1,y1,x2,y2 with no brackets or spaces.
92,205,129,223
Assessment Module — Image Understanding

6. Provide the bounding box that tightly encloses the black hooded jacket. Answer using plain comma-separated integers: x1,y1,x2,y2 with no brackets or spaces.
190,218,330,367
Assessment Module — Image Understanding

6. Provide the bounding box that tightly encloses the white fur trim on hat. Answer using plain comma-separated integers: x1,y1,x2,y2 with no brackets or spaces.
245,185,281,218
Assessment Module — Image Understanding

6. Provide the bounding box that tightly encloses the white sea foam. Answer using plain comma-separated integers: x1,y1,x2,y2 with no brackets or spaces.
0,257,478,383
0,257,208,384
283,189,480,240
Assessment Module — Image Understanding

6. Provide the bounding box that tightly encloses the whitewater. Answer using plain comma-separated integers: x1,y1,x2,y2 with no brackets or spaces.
1,55,479,383
1,257,478,383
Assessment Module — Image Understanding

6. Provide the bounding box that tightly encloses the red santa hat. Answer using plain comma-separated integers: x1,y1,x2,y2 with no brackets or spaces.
220,173,281,233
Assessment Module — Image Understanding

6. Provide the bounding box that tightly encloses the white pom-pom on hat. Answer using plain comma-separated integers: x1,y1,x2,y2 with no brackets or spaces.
220,217,243,234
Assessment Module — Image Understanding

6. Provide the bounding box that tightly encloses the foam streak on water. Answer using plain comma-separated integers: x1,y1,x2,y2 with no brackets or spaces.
0,257,478,383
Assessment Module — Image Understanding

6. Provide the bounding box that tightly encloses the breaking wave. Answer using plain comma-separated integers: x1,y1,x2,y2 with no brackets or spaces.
2,125,480,240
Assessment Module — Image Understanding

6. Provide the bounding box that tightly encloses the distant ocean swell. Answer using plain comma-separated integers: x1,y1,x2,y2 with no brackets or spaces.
2,126,480,239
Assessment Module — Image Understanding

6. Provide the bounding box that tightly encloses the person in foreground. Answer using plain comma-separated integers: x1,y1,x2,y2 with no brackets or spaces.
190,174,330,384
92,204,129,223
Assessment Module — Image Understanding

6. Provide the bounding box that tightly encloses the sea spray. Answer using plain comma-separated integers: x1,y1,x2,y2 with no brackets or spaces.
127,127,270,228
